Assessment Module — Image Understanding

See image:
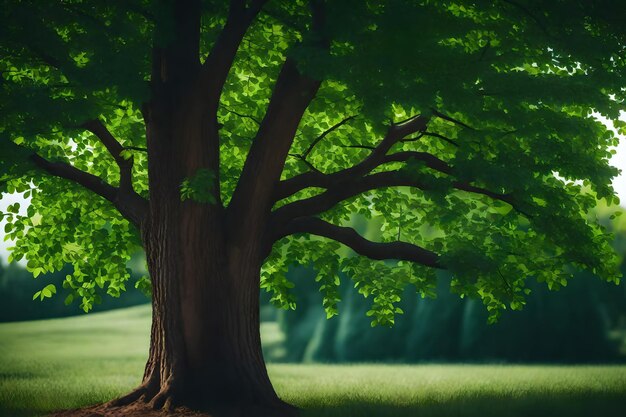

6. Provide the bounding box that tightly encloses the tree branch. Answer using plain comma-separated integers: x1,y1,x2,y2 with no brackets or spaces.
200,0,268,112
421,132,459,147
301,115,356,160
500,0,550,37
452,182,532,218
227,1,328,239
81,119,134,194
273,217,441,268
30,154,147,227
340,144,376,150
431,109,474,130
273,169,531,225
381,151,452,175
227,57,322,235
272,171,427,222
288,153,322,174
348,116,433,170
123,146,148,153
30,154,116,200
222,105,262,125
274,115,430,202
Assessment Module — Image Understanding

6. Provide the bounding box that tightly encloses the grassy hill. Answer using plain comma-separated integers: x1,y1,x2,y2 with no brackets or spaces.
1,305,625,417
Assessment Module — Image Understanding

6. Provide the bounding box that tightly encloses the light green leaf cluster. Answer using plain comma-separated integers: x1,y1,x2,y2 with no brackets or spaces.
3,176,140,312
32,284,56,301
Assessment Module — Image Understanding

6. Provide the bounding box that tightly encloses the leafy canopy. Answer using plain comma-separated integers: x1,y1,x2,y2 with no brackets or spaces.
0,0,624,322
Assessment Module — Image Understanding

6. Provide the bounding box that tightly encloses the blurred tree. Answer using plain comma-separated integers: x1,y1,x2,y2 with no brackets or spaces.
0,1,625,415
280,267,626,363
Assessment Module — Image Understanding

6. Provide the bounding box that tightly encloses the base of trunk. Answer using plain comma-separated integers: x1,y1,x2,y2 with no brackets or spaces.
49,390,299,417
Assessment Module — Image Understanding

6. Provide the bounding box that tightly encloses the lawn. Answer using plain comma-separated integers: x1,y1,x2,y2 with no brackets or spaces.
1,305,625,417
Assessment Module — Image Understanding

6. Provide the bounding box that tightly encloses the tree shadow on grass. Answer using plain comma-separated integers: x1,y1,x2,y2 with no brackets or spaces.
300,393,626,417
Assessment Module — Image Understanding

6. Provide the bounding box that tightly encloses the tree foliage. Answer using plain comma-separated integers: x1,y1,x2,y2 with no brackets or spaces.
1,0,625,324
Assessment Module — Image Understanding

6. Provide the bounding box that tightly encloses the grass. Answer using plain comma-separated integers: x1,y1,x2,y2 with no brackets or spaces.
1,305,625,417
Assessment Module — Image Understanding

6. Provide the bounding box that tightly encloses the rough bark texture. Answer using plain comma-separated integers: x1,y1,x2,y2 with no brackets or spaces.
113,220,295,416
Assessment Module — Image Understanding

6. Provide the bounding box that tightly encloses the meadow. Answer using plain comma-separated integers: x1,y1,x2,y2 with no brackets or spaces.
1,305,625,417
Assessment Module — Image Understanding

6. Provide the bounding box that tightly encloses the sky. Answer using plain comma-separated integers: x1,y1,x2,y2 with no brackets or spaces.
1,114,626,263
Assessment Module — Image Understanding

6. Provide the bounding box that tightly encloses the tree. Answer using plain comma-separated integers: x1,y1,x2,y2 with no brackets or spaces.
1,0,625,415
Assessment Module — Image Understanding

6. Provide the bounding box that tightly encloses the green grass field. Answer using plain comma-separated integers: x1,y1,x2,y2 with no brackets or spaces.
1,305,625,417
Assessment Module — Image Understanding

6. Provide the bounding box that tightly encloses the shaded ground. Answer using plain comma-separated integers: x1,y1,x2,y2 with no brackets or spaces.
1,306,625,417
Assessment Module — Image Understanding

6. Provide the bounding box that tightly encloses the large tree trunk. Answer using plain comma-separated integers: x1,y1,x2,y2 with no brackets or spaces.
133,224,293,416
106,85,296,415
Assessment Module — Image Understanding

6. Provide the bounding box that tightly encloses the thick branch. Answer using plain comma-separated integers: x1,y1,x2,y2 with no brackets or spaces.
227,1,328,238
30,154,116,201
345,115,431,176
273,217,441,268
30,154,147,227
273,170,529,225
200,0,268,112
81,119,124,160
272,171,425,222
227,57,322,235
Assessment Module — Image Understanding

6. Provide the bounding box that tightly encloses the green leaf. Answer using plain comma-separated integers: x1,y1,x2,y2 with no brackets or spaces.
64,294,74,306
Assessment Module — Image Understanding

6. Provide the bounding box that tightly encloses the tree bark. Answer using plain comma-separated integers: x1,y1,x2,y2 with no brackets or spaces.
133,222,294,416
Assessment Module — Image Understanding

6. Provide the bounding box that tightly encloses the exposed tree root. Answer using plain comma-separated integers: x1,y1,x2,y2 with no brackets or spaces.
50,402,298,417
147,384,177,412
49,402,210,417
49,387,299,417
